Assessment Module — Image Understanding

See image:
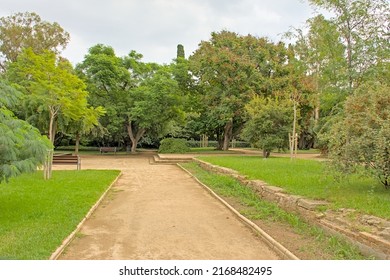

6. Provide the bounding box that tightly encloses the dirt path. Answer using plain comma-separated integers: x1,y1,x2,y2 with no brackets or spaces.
58,154,281,260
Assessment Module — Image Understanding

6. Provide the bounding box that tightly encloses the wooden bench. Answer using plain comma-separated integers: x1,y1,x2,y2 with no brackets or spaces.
52,154,81,170
100,147,117,154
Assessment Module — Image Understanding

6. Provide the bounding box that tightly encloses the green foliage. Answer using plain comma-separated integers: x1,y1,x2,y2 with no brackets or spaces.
328,83,390,188
0,170,119,259
176,44,185,59
0,11,69,69
6,48,92,143
0,80,52,183
288,0,389,152
242,97,293,157
158,138,190,154
189,31,290,150
308,0,389,93
78,45,183,152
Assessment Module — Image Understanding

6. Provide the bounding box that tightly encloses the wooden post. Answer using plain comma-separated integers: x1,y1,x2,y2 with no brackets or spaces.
231,138,236,148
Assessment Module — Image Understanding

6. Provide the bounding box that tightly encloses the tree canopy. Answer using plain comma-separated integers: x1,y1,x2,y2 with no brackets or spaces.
189,31,291,150
78,44,183,152
6,48,97,144
0,12,69,71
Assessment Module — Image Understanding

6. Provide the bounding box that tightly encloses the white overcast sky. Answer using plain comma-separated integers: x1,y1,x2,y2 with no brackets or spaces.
0,0,316,65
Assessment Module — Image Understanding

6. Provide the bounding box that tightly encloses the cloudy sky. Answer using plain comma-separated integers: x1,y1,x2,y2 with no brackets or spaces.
0,0,316,65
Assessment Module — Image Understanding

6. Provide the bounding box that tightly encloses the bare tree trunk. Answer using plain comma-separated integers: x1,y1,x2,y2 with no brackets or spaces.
223,119,233,151
127,121,146,153
216,129,224,150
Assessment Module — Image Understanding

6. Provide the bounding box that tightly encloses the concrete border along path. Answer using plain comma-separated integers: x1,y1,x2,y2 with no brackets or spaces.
58,155,281,260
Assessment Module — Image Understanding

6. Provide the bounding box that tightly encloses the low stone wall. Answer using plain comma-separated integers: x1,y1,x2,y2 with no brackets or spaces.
194,158,390,259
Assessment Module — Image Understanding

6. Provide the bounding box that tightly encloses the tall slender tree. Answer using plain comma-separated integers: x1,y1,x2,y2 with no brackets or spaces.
308,0,390,93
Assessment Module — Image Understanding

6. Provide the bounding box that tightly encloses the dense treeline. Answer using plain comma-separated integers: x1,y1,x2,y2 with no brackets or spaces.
0,1,389,186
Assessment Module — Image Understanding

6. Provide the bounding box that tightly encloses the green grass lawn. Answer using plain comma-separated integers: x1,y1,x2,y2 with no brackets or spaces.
197,156,390,219
181,162,365,259
0,169,120,259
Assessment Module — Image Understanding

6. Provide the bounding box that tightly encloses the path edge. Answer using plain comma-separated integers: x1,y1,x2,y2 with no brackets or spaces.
49,171,123,260
178,163,299,260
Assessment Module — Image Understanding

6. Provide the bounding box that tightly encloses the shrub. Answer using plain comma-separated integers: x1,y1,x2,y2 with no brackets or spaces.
242,96,293,158
158,138,190,153
329,83,390,188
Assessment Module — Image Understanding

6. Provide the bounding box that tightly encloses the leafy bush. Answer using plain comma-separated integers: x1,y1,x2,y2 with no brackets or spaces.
242,97,293,157
158,138,190,153
329,83,390,188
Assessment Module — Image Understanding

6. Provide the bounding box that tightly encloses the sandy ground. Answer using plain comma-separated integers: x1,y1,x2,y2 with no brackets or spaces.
58,154,281,260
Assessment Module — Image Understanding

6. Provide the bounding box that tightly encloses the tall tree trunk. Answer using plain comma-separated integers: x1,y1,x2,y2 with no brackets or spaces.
126,121,146,153
314,65,320,127
49,111,56,144
75,132,80,155
48,106,59,144
216,129,224,150
344,16,354,94
290,101,297,159
223,119,233,151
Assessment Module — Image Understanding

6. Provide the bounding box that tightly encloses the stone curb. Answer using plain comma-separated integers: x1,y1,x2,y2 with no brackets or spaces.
49,171,123,260
177,163,299,260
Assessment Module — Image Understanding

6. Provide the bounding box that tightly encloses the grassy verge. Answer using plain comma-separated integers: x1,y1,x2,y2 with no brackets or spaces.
197,156,390,220
182,162,366,259
0,170,120,259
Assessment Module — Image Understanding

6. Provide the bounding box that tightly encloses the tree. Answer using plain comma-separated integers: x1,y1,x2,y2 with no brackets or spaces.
126,66,183,152
78,44,183,152
242,96,293,158
0,80,52,183
0,12,70,71
286,15,347,125
65,106,106,154
6,48,92,143
76,44,132,147
308,0,390,94
329,82,390,188
287,0,389,152
190,31,288,150
177,44,185,59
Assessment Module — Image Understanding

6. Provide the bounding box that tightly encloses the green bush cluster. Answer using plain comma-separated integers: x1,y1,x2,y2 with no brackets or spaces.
158,138,190,153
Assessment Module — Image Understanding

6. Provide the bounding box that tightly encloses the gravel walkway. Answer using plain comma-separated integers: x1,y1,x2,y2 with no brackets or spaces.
58,154,281,260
